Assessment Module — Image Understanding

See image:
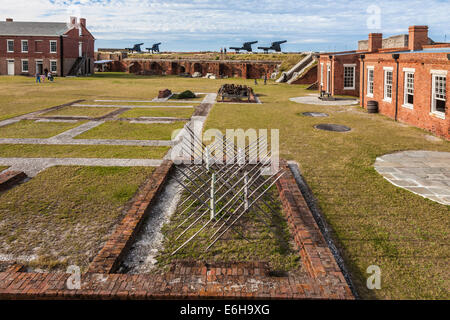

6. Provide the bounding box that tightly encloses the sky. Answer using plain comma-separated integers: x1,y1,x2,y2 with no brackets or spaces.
1,0,449,52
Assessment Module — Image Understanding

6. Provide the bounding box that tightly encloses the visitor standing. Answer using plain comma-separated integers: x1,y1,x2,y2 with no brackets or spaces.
36,71,41,83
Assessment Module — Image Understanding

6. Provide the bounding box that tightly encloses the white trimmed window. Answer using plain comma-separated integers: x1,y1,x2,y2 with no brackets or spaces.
50,60,58,73
343,64,356,90
367,66,374,97
7,40,14,52
320,63,324,86
50,40,57,53
403,69,415,109
384,67,393,102
21,59,29,73
431,71,447,118
21,40,28,53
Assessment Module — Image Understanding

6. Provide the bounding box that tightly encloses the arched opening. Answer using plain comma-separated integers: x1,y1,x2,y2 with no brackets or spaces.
193,63,202,74
180,65,186,73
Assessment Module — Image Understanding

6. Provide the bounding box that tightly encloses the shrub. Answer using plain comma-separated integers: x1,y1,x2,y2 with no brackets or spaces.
171,90,197,99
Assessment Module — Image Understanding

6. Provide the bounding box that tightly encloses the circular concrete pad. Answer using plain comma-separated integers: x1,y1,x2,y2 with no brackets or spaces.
290,95,359,106
374,151,450,205
315,124,351,132
302,112,329,117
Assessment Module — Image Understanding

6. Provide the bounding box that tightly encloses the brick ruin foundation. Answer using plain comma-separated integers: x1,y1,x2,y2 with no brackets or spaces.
0,160,353,299
95,53,280,79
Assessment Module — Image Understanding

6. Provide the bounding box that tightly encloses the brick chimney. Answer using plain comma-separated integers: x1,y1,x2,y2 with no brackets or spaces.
368,33,383,52
70,16,77,27
79,18,86,28
408,25,428,51
6,18,13,22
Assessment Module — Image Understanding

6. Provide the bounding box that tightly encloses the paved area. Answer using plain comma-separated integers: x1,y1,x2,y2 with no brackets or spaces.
290,94,359,106
374,150,450,205
0,158,163,177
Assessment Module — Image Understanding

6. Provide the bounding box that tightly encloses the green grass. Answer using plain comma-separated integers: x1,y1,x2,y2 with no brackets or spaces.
119,108,194,119
0,74,448,299
43,106,118,117
0,166,8,172
157,187,301,273
83,100,201,106
75,121,186,140
0,120,85,138
204,81,450,300
0,144,169,159
0,166,155,272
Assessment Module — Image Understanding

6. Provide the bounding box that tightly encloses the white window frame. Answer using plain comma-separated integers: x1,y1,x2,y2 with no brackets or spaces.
402,68,415,109
21,59,29,73
21,40,28,53
50,60,58,73
7,39,14,53
343,64,356,90
430,70,447,119
320,63,324,86
367,66,374,98
50,40,57,53
383,67,394,102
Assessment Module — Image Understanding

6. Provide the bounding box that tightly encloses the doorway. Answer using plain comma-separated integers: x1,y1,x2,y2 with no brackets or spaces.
326,64,331,94
7,60,14,75
36,61,43,74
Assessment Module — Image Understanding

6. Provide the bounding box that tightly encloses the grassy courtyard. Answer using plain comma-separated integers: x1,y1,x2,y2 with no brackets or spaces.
42,106,119,117
75,121,186,140
119,107,194,119
0,166,155,272
0,120,85,138
0,73,448,299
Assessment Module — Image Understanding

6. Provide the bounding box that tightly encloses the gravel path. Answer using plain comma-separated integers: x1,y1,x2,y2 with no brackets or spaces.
375,150,450,205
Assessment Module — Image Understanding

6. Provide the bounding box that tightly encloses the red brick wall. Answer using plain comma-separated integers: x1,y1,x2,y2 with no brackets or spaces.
360,52,449,139
291,65,317,85
318,54,360,97
0,23,95,76
0,36,60,76
125,59,279,79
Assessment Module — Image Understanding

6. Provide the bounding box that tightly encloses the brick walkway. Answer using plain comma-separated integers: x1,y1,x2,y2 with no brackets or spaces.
375,150,450,205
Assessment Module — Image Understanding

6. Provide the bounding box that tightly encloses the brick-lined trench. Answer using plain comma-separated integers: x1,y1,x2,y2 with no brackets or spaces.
0,160,353,299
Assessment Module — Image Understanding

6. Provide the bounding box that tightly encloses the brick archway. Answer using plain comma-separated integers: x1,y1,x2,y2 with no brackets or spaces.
193,63,202,74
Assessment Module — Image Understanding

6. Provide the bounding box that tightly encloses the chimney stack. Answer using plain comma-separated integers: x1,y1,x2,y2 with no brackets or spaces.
70,16,77,27
408,25,428,51
6,18,13,22
368,33,383,52
79,18,86,28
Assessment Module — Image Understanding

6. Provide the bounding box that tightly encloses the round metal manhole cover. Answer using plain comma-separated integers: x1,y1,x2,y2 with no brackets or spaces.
314,124,351,132
302,112,329,117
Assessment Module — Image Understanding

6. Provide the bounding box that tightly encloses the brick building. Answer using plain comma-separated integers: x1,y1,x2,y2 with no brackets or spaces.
318,25,449,140
360,27,449,139
0,17,95,77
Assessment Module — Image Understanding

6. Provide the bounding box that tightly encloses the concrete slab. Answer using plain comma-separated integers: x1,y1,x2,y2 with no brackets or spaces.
375,150,450,205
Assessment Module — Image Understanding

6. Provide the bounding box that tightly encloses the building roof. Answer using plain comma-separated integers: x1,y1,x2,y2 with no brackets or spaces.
383,47,450,55
0,21,71,36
